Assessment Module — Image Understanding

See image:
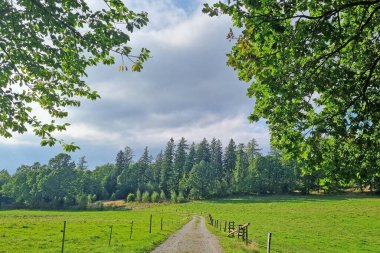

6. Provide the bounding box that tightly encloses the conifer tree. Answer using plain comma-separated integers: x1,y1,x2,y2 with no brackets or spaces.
160,138,175,196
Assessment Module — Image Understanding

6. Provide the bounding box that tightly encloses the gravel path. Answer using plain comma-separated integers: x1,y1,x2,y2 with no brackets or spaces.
151,216,223,253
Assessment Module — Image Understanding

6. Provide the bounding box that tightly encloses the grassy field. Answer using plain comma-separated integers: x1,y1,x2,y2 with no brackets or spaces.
160,195,380,253
1,195,379,253
0,208,189,253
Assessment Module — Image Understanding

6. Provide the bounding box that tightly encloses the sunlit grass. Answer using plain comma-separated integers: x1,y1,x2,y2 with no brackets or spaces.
0,209,189,253
160,195,380,253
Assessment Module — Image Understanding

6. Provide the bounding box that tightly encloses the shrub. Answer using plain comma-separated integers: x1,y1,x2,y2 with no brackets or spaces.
110,193,116,201
159,190,166,202
151,191,159,203
136,189,142,202
77,195,88,210
177,191,186,203
170,190,177,203
142,191,150,203
126,193,135,202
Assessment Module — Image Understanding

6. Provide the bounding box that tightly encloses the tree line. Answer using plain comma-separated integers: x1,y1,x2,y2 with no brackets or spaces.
0,137,378,209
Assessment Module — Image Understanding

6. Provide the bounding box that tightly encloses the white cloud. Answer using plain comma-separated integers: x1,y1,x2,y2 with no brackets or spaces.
0,0,270,172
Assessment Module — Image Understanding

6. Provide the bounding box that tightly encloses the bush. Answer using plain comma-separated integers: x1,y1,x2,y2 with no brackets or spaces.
159,190,166,202
126,193,135,202
142,191,150,203
177,191,186,203
110,193,116,201
170,190,177,203
136,189,142,202
77,195,88,210
151,191,159,203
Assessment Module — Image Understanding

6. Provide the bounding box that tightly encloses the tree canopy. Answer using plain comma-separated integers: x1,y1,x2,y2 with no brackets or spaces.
203,0,380,180
0,0,149,151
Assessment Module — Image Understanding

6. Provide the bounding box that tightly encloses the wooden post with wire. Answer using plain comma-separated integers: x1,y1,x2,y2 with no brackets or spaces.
149,214,152,233
267,232,272,253
108,225,113,246
130,221,134,239
61,221,66,253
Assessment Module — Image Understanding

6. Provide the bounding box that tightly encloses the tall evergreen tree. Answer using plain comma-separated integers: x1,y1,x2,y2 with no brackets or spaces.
246,139,261,161
234,143,249,193
195,138,211,163
210,138,224,195
160,138,175,195
152,150,163,185
184,143,196,175
172,138,188,193
224,139,237,187
137,146,152,185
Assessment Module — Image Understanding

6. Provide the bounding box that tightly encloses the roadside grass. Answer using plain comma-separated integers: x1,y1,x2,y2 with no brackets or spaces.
160,194,380,253
0,209,189,253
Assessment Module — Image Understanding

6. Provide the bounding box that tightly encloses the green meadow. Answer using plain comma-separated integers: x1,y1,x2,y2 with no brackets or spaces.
162,195,380,253
0,195,379,253
0,209,189,253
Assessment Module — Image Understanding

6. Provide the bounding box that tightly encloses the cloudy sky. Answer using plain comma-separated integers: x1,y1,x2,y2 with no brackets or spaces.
0,0,270,173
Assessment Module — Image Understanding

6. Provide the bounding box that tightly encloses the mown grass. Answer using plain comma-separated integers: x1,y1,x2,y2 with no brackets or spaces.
0,208,189,253
160,194,380,253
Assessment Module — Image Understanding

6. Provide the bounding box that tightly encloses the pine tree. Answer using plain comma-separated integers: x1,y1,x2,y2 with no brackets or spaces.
210,138,224,195
246,138,262,161
224,139,236,187
184,143,196,175
137,146,152,185
152,151,163,185
171,137,188,192
234,143,249,193
195,138,211,163
160,138,175,196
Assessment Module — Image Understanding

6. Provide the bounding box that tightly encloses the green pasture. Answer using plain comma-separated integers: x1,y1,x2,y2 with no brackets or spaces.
0,209,189,253
162,195,380,253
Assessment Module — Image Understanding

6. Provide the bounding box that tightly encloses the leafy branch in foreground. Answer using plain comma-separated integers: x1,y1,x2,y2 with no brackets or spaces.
0,0,150,151
204,0,380,182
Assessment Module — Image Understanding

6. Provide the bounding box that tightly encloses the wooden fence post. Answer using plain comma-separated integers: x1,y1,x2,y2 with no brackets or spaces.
61,221,66,253
149,214,153,233
245,226,249,245
130,221,134,239
224,221,227,232
108,225,113,246
267,232,272,253
160,217,163,231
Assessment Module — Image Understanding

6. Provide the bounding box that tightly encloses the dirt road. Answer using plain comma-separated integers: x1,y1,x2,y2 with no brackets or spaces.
151,216,223,253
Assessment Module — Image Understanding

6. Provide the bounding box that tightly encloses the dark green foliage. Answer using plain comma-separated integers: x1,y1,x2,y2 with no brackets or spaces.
136,189,142,202
160,138,175,196
177,191,186,203
0,0,150,150
223,139,236,188
1,137,374,209
170,190,177,203
203,0,380,184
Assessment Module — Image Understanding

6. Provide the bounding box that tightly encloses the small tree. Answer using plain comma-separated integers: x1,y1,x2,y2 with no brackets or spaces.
142,191,150,203
170,190,177,203
77,195,88,210
151,191,159,203
177,191,186,203
159,190,166,202
136,189,142,202
126,193,135,202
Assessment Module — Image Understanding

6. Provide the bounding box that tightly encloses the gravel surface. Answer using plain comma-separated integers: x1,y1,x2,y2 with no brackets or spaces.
151,216,223,253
